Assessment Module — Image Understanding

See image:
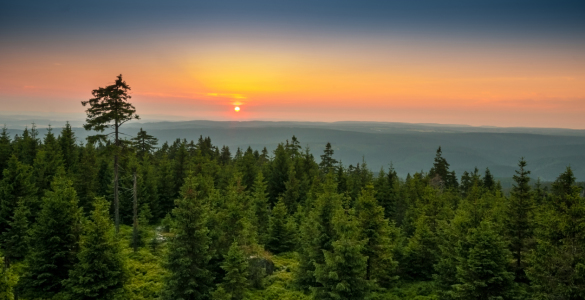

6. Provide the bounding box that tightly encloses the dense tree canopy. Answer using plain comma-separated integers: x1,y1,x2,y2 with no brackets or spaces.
0,119,584,300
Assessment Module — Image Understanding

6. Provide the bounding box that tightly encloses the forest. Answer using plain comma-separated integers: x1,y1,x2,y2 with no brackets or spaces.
1,77,585,300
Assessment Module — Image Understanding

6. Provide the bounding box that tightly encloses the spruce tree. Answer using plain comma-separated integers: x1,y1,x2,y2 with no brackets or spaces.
58,121,78,174
483,167,495,191
295,174,343,290
18,174,82,299
131,128,158,158
504,158,534,283
527,167,585,299
33,127,65,197
268,143,290,205
266,198,296,254
454,221,516,300
218,241,249,300
162,175,213,300
251,172,270,244
355,187,397,287
1,198,30,266
74,142,99,212
313,209,370,300
65,197,126,299
319,142,338,173
0,155,37,255
0,126,12,181
157,154,176,219
0,263,16,300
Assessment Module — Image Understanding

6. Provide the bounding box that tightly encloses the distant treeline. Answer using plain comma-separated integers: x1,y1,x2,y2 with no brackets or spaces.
1,122,584,299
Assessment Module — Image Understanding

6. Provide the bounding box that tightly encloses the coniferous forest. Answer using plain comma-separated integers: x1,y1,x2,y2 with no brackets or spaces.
1,76,585,300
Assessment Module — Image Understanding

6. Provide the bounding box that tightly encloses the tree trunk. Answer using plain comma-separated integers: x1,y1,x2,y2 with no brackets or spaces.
133,171,138,252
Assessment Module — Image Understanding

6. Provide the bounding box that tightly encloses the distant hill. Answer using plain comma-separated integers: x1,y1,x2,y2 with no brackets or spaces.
4,120,584,181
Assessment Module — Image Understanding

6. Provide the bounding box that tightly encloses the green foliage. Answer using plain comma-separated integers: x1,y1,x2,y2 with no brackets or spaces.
295,174,343,290
504,158,534,282
313,209,370,300
162,174,214,300
266,198,296,254
527,167,585,299
0,155,36,264
453,221,516,300
319,142,338,174
3,119,585,299
252,172,270,244
0,263,17,300
59,121,78,174
81,74,139,144
218,241,249,300
65,197,127,299
18,175,82,299
1,198,30,265
356,186,398,287
0,126,12,181
132,128,158,158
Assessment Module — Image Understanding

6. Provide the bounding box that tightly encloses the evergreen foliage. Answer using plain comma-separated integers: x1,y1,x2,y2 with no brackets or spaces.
65,197,127,299
266,198,296,254
453,221,516,300
505,158,534,282
1,119,584,299
132,128,158,158
17,174,82,299
162,174,214,300
218,241,249,300
313,208,370,300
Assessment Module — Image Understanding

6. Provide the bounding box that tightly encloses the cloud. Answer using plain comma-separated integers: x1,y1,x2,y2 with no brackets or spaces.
206,93,247,99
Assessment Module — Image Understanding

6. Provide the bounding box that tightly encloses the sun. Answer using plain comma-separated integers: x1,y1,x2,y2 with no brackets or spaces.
234,106,240,112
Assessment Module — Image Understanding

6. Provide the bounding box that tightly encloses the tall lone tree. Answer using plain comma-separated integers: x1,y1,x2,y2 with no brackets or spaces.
81,74,139,233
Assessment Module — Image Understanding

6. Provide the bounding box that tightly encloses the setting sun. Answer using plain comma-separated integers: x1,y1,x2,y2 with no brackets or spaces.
234,106,240,112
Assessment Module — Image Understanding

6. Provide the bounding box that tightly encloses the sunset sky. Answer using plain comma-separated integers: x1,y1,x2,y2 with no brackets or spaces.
1,0,584,128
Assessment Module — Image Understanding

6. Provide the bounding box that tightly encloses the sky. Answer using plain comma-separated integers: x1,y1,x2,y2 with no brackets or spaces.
1,0,585,128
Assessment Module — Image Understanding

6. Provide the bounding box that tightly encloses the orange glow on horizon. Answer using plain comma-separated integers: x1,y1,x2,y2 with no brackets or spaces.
1,34,584,128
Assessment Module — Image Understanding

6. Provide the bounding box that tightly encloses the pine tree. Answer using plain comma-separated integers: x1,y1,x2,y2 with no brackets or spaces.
33,127,65,197
131,128,158,158
64,197,126,299
313,209,370,300
319,142,338,174
58,121,78,174
295,174,343,290
504,158,534,283
355,187,398,287
82,74,139,233
218,241,249,300
403,215,438,280
527,167,585,299
74,142,99,212
0,155,37,253
0,263,16,300
162,175,214,300
266,198,296,254
453,221,516,300
268,144,289,205
374,166,398,220
1,198,30,266
251,172,270,244
157,154,176,216
18,174,82,299
13,125,39,165
0,125,12,181
483,167,495,191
